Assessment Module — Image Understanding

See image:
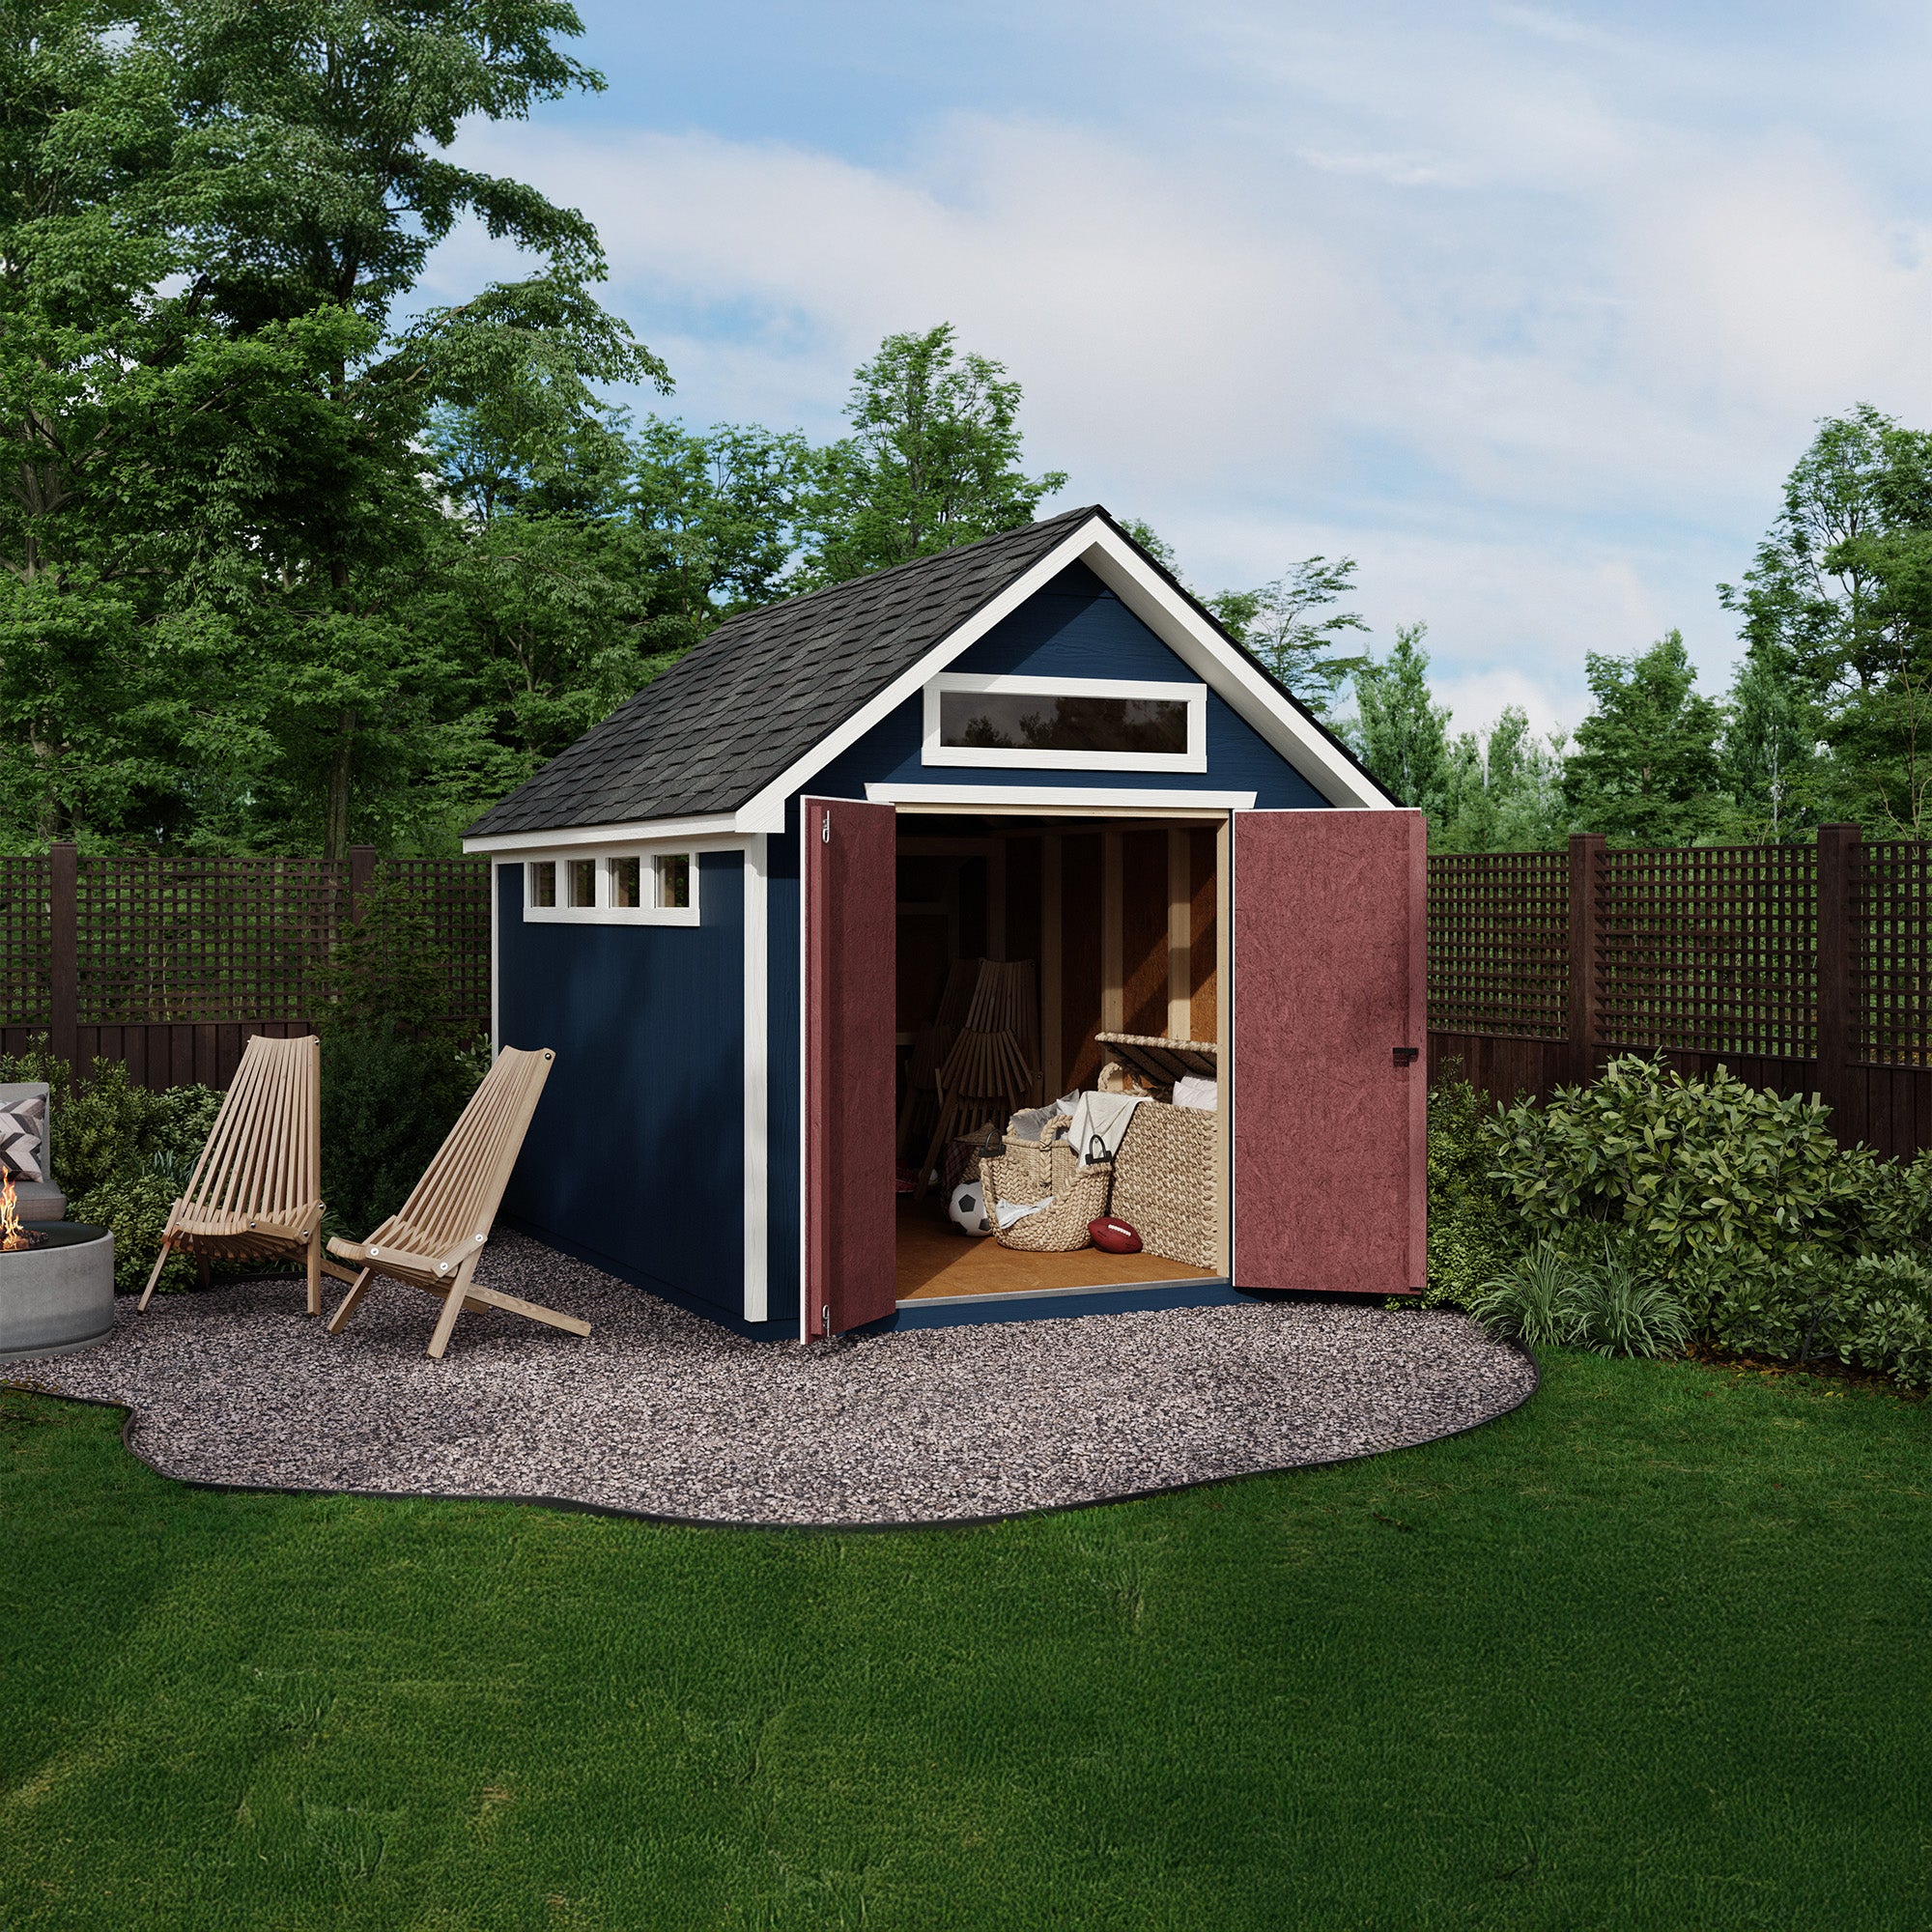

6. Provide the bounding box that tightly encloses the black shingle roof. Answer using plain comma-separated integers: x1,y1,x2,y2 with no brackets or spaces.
466,504,1105,838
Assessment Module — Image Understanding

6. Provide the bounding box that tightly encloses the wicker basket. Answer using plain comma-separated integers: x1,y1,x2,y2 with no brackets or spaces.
986,1154,1114,1252
980,1115,1073,1207
1110,1101,1218,1270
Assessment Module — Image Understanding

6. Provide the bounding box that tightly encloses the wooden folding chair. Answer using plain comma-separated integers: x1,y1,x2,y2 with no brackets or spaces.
137,1033,344,1316
324,1045,588,1360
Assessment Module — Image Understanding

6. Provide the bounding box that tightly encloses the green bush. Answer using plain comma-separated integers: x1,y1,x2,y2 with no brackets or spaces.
1833,1254,1932,1391
319,1030,484,1238
1467,1236,1690,1359
1420,1073,1524,1309
1490,1054,1868,1267
1466,1241,1572,1347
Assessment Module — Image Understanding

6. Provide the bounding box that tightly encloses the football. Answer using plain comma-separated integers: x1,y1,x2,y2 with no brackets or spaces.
948,1181,992,1236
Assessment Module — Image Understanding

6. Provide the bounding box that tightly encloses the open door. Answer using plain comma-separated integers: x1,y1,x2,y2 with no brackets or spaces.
804,796,898,1339
1233,809,1426,1295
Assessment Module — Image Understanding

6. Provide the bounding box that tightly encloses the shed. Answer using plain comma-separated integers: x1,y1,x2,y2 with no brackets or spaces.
463,506,1426,1340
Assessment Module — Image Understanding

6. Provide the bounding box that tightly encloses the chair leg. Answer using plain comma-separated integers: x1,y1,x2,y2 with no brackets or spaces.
136,1238,174,1314
304,1230,322,1318
326,1267,375,1335
426,1259,477,1361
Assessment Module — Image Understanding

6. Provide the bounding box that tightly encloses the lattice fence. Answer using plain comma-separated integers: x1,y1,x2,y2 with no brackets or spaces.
1860,841,1932,1067
0,850,490,1034
76,857,350,1024
0,858,50,1027
1595,842,1818,1061
1427,850,1568,1039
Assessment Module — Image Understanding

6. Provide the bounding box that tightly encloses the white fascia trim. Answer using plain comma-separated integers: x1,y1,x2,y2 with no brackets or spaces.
731,515,1396,822
869,783,1256,814
463,813,740,856
742,835,768,1325
922,672,1208,774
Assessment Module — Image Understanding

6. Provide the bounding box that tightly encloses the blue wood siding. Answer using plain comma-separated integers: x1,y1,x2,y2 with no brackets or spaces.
807,561,1332,809
496,855,749,1321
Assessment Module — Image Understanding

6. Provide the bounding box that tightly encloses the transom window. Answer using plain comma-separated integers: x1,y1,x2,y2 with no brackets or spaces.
522,851,700,926
923,673,1207,773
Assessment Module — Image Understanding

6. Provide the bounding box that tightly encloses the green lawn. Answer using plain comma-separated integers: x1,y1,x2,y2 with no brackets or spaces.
3,1351,1929,1931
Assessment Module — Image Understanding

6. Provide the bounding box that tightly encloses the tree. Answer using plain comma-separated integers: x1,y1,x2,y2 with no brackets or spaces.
1209,555,1369,720
1353,623,1452,818
1561,631,1728,843
799,324,1065,584
1436,708,1567,853
1720,645,1821,843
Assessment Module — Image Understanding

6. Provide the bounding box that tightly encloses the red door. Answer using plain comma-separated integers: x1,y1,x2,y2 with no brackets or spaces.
804,797,898,1338
1233,809,1426,1295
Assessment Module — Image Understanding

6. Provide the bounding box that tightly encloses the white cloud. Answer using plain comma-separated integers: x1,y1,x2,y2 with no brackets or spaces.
424,3,1932,741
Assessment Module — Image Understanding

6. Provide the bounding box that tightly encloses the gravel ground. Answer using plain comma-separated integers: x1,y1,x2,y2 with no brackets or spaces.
3,1232,1535,1527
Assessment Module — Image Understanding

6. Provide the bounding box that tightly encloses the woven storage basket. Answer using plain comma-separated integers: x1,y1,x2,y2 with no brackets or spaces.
986,1155,1114,1253
980,1115,1073,1207
1110,1101,1218,1270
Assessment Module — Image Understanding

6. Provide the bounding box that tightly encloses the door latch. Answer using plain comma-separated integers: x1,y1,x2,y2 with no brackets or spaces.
1393,1046,1419,1065
820,811,831,843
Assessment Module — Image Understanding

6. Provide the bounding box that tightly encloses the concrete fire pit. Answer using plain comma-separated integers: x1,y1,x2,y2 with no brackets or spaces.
0,1223,115,1360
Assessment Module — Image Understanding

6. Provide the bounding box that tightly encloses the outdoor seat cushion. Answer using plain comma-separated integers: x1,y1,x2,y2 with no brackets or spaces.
12,1179,67,1223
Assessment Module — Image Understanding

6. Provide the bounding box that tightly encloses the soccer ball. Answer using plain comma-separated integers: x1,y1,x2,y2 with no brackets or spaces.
948,1180,992,1236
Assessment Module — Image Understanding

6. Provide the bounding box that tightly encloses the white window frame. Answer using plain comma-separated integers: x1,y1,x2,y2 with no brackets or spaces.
522,847,702,926
921,672,1208,773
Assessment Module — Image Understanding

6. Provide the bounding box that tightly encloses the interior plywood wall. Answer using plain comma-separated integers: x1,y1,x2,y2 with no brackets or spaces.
1005,828,1217,1097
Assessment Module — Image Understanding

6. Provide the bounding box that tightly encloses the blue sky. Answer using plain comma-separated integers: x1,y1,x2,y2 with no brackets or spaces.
427,2,1932,743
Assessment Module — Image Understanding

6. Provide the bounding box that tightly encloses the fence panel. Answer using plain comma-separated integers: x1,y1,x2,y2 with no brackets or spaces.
1595,842,1817,1061
1426,850,1568,1040
0,847,491,1088
1428,827,1932,1157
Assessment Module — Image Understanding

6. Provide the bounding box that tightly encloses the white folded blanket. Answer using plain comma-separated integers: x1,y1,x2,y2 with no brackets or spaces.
1067,1090,1145,1167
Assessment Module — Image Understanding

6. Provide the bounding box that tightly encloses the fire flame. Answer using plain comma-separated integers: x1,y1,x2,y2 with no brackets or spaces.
0,1174,26,1251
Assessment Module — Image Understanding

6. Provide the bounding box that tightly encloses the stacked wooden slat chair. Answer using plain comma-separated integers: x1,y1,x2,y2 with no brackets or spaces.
895,955,980,1158
917,958,1042,1195
324,1044,588,1361
137,1033,343,1316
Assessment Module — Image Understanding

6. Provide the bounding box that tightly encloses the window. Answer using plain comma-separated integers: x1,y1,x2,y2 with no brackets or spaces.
522,851,700,925
655,852,691,909
923,673,1207,773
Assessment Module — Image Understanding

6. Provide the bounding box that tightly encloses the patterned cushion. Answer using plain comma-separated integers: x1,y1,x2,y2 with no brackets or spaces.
0,1094,45,1182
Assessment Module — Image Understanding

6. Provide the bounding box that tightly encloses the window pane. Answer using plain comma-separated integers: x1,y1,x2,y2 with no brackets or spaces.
612,856,642,908
530,861,556,908
568,858,597,908
938,690,1188,755
655,853,691,909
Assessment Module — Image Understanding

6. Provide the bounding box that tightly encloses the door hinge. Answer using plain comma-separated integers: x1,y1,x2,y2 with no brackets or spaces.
821,1301,832,1339
1393,1046,1419,1065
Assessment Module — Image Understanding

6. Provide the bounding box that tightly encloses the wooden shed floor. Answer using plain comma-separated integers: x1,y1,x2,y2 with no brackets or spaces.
895,1200,1221,1301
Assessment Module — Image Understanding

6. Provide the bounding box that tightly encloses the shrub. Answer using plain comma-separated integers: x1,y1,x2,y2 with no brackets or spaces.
1420,1073,1524,1309
1489,1054,1868,1268
1830,1253,1932,1391
1466,1241,1572,1347
320,1030,483,1237
320,868,458,1043
1562,1236,1691,1360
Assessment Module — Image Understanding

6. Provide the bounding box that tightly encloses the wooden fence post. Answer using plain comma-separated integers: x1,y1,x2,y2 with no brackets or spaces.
1567,833,1604,1086
1815,821,1861,1137
347,844,377,924
48,840,77,1070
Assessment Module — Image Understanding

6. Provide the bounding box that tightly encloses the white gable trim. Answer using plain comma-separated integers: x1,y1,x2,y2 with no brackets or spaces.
729,514,1394,832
